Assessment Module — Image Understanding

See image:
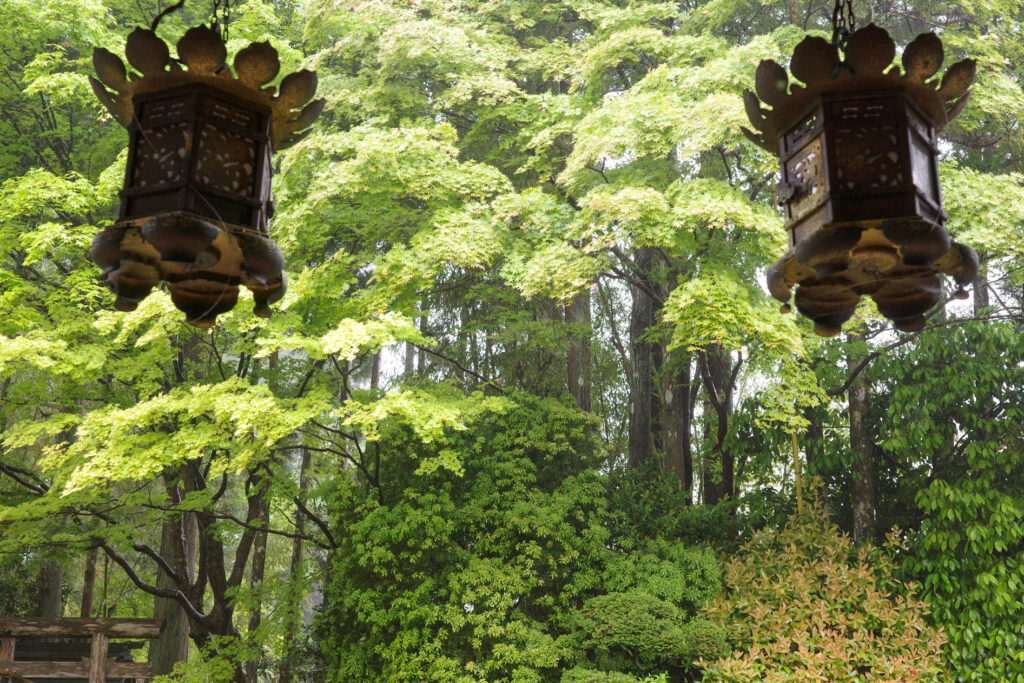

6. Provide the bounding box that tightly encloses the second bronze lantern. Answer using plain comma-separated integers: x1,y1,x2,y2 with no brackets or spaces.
89,24,324,326
743,23,979,336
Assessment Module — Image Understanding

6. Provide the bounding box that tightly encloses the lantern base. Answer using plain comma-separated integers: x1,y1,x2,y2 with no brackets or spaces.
767,218,978,336
92,211,286,327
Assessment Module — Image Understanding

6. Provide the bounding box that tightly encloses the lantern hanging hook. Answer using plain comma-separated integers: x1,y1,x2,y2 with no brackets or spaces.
830,0,856,53
150,0,186,32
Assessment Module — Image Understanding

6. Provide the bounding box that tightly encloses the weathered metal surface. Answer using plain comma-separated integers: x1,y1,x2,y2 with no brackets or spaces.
743,24,978,335
88,25,317,326
90,25,323,150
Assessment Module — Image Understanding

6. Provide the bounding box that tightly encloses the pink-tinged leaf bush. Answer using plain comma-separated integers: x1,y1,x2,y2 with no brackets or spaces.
702,504,944,682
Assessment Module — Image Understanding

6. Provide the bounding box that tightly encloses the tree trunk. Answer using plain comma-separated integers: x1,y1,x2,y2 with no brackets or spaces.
404,341,415,376
370,351,381,390
628,248,656,468
700,348,735,504
661,351,693,500
80,548,97,618
417,314,428,376
150,507,197,676
37,560,63,617
973,264,990,315
848,330,875,545
244,500,270,683
279,448,313,683
565,289,593,412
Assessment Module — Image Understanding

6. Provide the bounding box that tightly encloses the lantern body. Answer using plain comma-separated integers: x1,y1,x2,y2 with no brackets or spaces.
122,84,273,234
780,88,943,246
743,25,978,335
88,25,324,326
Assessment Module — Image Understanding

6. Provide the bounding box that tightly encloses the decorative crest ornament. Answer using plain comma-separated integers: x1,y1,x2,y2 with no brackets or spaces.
743,22,979,336
89,24,325,326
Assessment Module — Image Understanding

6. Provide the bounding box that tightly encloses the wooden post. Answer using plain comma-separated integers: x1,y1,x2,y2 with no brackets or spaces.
0,636,14,662
89,632,108,683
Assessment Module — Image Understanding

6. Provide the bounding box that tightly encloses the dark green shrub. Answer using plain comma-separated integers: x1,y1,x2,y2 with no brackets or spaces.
570,592,727,677
561,669,664,683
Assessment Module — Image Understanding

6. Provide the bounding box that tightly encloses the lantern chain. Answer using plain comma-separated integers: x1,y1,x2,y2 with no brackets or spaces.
211,0,232,43
831,0,856,52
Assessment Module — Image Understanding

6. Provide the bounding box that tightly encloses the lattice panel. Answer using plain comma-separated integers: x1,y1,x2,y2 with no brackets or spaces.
132,122,190,188
785,112,819,153
139,97,188,123
785,137,825,219
832,124,904,190
195,125,257,195
203,98,260,129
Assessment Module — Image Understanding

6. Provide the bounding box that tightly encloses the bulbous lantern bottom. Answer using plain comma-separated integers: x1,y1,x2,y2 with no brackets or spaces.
743,25,978,336
88,24,324,326
766,221,977,336
91,213,286,327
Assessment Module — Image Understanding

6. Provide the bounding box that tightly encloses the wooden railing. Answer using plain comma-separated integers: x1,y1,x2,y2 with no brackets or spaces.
0,618,163,682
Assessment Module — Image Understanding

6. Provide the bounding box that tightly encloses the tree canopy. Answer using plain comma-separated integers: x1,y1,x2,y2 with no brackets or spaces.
1,0,1023,681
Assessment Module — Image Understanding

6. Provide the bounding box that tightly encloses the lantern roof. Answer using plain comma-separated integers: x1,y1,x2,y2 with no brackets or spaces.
743,24,975,153
89,25,325,151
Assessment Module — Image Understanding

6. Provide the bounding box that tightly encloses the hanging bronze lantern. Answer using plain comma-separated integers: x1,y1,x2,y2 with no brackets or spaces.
743,18,979,336
89,25,324,326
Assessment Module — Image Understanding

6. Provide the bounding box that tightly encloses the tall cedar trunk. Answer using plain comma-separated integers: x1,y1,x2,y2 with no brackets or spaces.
662,351,694,500
151,508,196,675
848,330,875,545
279,448,313,683
565,288,593,412
244,499,270,683
404,341,415,376
80,548,98,618
38,560,63,617
628,247,656,468
417,314,427,376
370,351,381,390
701,348,734,504
973,264,990,315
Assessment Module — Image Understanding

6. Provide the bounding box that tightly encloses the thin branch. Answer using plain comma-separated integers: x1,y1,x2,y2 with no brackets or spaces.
131,541,180,584
293,496,336,548
151,0,186,31
0,462,49,495
99,542,207,624
413,344,503,392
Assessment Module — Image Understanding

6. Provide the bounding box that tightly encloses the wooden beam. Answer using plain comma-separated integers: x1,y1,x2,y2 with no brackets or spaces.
89,632,109,683
2,660,152,678
0,618,163,639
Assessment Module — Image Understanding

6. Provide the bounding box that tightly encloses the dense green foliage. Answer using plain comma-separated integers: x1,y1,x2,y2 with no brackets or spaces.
885,323,1024,680
321,394,726,681
0,0,1022,681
